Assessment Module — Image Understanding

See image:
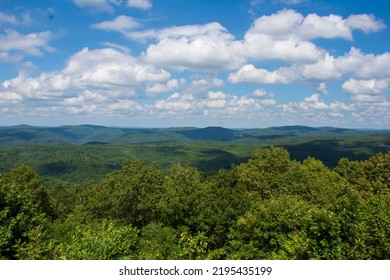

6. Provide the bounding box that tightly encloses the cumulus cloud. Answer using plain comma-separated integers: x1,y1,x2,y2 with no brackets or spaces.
94,10,385,73
202,92,227,109
1,6,388,127
140,23,244,71
229,47,390,86
184,78,224,97
300,54,341,81
337,48,390,79
62,47,170,87
145,79,182,94
236,9,385,63
301,93,329,110
299,13,352,40
345,14,386,33
342,78,389,103
236,10,325,63
153,87,277,122
137,9,382,73
155,92,195,111
229,64,295,84
91,15,141,33
342,78,389,95
252,88,267,97
0,29,54,57
0,47,171,102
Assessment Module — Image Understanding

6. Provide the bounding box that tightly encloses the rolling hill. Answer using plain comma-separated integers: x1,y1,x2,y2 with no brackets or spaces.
1,124,388,147
0,125,389,186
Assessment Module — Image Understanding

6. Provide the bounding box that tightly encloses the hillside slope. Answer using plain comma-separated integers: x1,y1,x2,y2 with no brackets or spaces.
1,125,388,147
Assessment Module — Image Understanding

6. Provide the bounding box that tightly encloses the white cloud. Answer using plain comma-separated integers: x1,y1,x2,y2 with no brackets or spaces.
182,77,224,99
237,10,325,63
144,37,238,71
342,78,389,103
1,7,388,128
229,64,294,84
0,47,171,102
342,78,389,95
246,9,385,41
141,23,244,71
119,10,387,74
63,90,107,105
92,15,141,33
0,91,22,102
0,29,54,56
203,98,227,109
337,48,390,79
153,88,277,122
155,92,195,111
126,0,152,10
62,47,170,87
276,94,355,126
246,9,303,37
300,54,341,81
302,93,329,110
317,83,328,95
190,78,224,89
229,47,390,85
346,14,386,33
299,13,352,40
207,91,227,100
252,88,267,97
145,79,182,94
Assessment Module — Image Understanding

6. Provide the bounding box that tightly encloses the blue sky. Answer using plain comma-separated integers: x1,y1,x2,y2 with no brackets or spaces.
0,0,389,128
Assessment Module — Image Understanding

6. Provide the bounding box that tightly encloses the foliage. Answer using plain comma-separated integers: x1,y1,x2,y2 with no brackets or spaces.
0,165,60,259
57,220,138,260
0,147,389,260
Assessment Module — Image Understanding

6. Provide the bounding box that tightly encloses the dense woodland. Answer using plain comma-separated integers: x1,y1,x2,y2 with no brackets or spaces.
1,146,389,260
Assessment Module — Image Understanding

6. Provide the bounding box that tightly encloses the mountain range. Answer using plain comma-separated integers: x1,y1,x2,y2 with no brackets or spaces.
1,124,388,147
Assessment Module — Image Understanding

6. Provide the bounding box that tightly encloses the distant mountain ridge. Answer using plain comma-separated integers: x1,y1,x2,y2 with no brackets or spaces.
0,124,389,147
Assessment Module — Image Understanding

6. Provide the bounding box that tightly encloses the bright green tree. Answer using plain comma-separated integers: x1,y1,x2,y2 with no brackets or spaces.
0,165,60,259
57,219,138,260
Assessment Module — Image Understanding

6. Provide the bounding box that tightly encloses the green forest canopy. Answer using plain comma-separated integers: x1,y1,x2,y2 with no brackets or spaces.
0,147,389,260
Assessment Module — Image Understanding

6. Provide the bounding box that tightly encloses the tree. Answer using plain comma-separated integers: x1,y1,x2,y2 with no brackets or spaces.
236,147,292,198
363,152,390,194
137,222,180,259
80,160,165,227
158,163,205,229
227,195,342,260
57,220,138,260
0,165,60,259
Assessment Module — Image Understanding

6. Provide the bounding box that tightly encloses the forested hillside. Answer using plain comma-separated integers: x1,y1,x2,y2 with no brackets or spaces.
1,125,389,146
1,147,389,260
1,125,390,186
